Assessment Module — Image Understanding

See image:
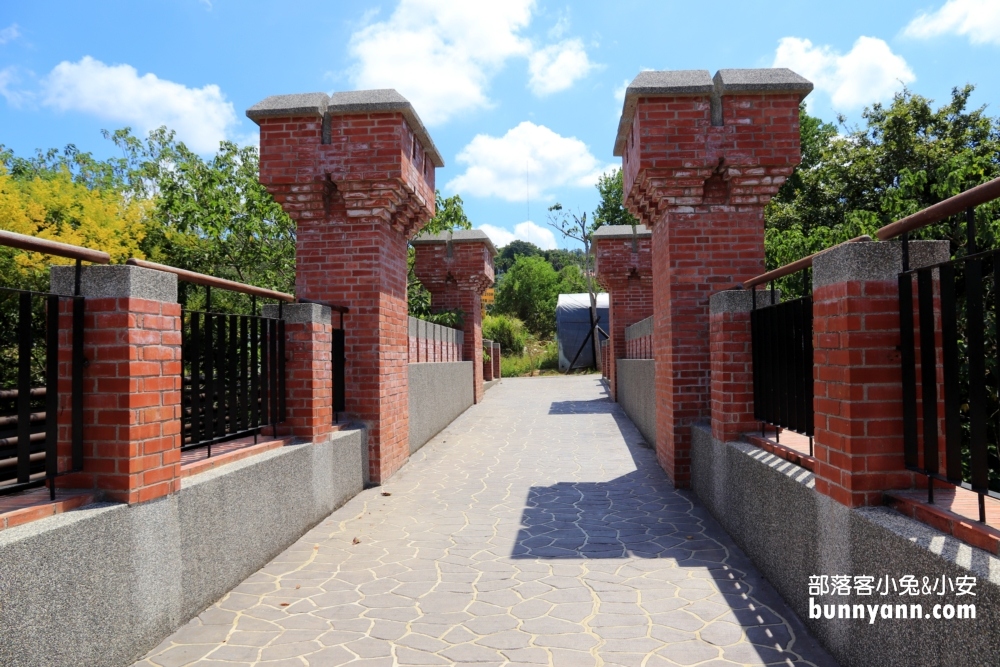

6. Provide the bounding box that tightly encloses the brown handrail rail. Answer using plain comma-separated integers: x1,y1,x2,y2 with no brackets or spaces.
743,235,872,289
0,229,111,264
126,258,295,302
876,177,1000,241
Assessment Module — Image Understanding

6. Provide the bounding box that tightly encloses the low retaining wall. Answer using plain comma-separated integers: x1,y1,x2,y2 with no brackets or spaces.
0,427,366,667
616,358,655,445
691,424,1000,667
408,361,474,453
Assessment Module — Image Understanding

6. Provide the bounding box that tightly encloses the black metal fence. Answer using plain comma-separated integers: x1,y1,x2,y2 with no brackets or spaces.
181,290,285,455
896,205,1000,520
750,285,815,448
0,281,85,499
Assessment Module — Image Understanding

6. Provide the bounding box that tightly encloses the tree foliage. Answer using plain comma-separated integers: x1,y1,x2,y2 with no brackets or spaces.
766,88,1000,296
592,168,638,228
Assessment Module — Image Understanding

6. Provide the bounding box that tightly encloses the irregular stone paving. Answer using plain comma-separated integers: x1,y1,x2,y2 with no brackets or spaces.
136,376,837,667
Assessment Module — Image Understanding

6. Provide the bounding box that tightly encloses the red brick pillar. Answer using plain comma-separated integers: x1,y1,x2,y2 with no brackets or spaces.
593,224,653,401
493,343,501,379
411,230,497,403
617,68,812,487
249,91,440,484
709,290,758,443
811,240,949,507
264,303,333,441
52,264,182,504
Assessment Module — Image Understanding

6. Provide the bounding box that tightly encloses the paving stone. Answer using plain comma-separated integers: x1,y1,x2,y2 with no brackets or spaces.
133,377,835,667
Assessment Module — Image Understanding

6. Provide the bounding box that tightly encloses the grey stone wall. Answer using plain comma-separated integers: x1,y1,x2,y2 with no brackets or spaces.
408,361,474,453
617,359,655,445
691,424,1000,667
0,427,366,667
408,316,464,351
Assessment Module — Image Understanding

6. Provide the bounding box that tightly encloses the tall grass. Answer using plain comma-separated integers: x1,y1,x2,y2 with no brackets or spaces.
500,339,558,377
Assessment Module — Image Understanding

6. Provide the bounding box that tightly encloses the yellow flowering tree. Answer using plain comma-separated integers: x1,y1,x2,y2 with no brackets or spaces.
0,166,147,289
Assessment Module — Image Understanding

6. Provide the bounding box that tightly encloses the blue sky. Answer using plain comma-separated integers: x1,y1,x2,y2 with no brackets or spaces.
1,1,998,251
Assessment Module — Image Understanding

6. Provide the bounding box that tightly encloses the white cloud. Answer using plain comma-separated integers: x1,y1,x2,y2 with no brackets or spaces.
773,36,915,109
0,67,28,107
348,0,534,125
0,24,19,44
447,121,612,202
479,221,557,250
40,56,237,153
527,39,595,96
903,0,1000,45
613,78,629,103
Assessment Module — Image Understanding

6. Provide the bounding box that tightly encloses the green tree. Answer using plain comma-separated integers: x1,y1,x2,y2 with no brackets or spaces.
493,255,561,336
592,168,638,228
494,239,543,273
767,88,1000,275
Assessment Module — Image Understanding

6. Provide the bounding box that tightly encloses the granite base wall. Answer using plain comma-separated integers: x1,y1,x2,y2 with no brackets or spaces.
408,361,474,453
0,427,366,667
691,423,1000,667
616,359,655,446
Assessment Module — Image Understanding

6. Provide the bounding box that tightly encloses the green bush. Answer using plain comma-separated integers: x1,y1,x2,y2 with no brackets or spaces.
498,340,560,377
482,314,527,355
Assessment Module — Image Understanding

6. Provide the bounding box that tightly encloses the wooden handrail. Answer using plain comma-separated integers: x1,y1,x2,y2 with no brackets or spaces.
876,177,1000,241
126,258,295,302
743,235,872,289
0,229,111,264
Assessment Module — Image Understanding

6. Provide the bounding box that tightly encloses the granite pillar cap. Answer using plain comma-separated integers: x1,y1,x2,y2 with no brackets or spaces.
261,302,331,325
410,229,498,257
50,264,177,302
592,224,652,240
813,240,950,288
709,289,782,314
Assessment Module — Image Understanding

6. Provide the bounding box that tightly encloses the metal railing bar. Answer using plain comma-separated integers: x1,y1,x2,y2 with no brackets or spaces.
875,176,1000,241
126,258,295,302
743,235,872,289
940,264,963,483
967,254,989,494
0,229,111,264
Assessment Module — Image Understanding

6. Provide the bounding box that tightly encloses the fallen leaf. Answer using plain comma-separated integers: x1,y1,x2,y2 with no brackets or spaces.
381,491,392,497
352,537,361,545
295,585,301,590
686,535,693,540
280,603,290,607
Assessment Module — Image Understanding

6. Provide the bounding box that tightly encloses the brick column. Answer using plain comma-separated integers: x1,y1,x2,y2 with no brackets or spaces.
264,303,333,441
51,265,181,504
248,90,440,484
593,224,653,401
709,290,759,443
412,230,496,403
616,68,812,487
811,240,949,507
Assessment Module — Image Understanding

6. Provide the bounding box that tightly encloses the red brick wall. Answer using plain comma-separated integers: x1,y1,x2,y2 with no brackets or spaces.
412,240,494,403
594,233,653,400
622,90,802,487
812,279,920,507
709,305,756,443
59,297,182,504
283,319,333,440
256,110,435,484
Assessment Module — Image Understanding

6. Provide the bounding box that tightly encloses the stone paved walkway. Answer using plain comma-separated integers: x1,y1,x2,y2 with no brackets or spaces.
136,376,836,667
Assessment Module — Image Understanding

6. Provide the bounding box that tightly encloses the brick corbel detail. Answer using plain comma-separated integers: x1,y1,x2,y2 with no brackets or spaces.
412,232,496,403
616,68,811,487
593,226,653,401
249,91,440,484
